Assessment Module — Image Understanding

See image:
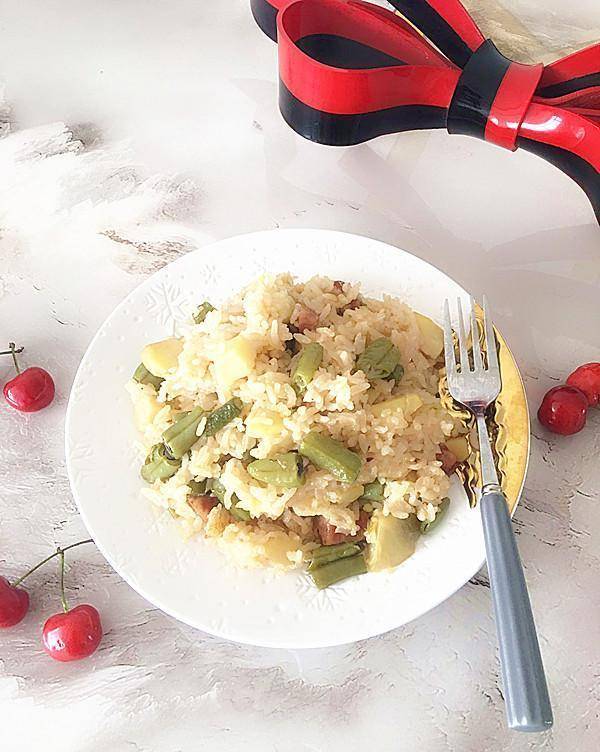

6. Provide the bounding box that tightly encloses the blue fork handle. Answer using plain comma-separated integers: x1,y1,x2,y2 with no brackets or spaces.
480,490,553,732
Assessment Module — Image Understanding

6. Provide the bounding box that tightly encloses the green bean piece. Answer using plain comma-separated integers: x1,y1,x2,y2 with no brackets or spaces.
188,479,207,496
141,444,181,483
247,452,305,488
385,363,405,383
420,497,450,534
290,343,323,393
203,398,243,437
229,498,251,522
359,480,385,502
355,337,401,380
162,407,205,459
207,478,226,504
132,363,163,390
308,542,362,571
309,553,367,589
193,301,215,324
299,431,362,483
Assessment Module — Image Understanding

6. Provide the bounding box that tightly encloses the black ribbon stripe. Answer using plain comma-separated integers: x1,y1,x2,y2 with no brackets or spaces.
279,81,447,146
251,0,278,41
447,40,511,140
518,137,600,223
387,0,474,68
297,34,406,69
538,71,600,99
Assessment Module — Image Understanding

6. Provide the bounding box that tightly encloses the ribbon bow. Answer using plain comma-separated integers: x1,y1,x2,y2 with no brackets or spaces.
251,0,600,223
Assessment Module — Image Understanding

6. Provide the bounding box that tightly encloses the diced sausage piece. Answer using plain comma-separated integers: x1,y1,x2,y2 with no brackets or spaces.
297,305,319,332
351,509,370,540
357,509,370,533
187,494,219,521
314,516,349,545
285,338,299,355
437,445,459,475
333,280,345,293
337,297,362,314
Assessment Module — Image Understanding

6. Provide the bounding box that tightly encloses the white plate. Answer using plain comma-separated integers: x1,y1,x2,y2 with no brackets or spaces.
66,229,510,648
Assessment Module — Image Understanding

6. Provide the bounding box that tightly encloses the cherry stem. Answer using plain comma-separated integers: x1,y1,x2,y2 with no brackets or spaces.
11,539,94,588
0,343,24,374
59,549,69,613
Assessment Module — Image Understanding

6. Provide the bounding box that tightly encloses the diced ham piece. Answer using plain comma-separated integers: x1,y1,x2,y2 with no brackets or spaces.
437,445,459,475
187,495,219,521
297,305,319,332
314,516,348,545
333,280,345,293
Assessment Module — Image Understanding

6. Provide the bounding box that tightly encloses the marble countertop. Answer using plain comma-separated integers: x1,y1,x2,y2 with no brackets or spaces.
0,1,599,750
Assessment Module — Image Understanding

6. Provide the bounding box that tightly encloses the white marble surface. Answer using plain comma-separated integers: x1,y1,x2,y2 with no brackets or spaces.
0,1,599,750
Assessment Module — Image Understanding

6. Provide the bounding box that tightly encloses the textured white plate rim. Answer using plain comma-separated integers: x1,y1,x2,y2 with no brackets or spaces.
65,228,525,649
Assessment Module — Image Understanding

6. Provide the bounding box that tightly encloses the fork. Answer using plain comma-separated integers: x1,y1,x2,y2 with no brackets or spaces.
443,297,553,733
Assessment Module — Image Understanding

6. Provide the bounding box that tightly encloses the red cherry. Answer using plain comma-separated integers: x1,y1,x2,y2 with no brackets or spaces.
2,343,55,412
0,576,30,628
537,385,588,435
42,604,103,662
4,367,55,412
566,362,600,407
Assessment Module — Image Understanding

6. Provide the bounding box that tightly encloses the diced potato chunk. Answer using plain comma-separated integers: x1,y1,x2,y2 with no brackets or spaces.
371,393,423,418
215,335,257,387
445,436,470,462
141,337,183,378
337,483,365,505
366,512,420,572
263,532,303,568
415,313,444,360
130,383,162,431
246,411,284,439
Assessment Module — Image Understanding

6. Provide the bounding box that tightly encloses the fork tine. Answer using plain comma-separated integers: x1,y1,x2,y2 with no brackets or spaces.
456,298,470,373
483,295,500,375
470,298,484,371
443,299,457,377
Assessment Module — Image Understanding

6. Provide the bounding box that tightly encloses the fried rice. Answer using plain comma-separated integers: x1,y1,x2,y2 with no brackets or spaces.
127,273,462,571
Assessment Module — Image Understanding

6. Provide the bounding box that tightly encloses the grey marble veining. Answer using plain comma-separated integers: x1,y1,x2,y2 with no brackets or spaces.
0,1,599,750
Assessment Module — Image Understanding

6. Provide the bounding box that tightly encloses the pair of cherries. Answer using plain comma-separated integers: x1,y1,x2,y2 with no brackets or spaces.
1,346,100,660
538,363,600,435
0,541,102,662
0,342,102,661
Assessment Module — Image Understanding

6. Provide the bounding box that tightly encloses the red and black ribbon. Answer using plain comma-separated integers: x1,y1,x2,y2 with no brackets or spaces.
250,0,600,223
